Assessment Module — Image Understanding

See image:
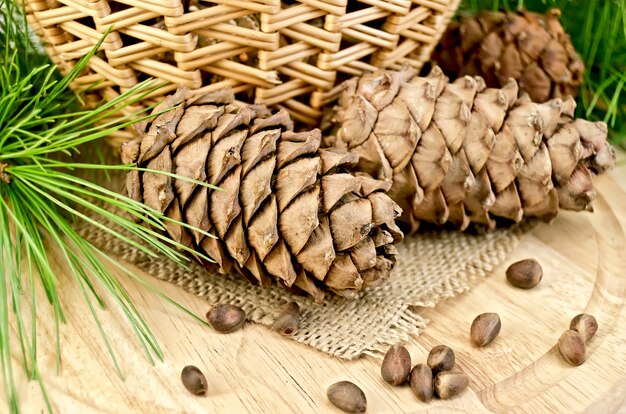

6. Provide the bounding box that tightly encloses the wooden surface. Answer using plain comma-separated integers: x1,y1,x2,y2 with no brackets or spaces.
6,155,626,414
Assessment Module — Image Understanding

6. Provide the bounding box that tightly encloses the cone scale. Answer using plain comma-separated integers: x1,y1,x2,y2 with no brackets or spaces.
332,67,614,233
122,88,403,301
432,9,584,102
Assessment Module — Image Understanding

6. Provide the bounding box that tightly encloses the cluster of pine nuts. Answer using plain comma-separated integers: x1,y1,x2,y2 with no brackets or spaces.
180,259,597,414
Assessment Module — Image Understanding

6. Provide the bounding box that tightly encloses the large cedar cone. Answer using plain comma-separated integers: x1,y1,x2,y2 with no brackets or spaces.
431,9,584,102
332,67,615,233
122,88,403,301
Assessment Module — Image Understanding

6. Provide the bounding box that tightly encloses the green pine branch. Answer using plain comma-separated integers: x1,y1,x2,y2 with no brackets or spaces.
459,0,626,146
0,3,216,413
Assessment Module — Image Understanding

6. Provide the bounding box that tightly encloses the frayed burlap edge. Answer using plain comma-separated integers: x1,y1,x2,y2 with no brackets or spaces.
78,219,529,360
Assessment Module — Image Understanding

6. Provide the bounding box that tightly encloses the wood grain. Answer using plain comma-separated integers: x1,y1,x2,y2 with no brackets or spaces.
4,157,626,413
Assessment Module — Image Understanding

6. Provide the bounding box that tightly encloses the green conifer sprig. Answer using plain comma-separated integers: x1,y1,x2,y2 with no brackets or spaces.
0,3,217,412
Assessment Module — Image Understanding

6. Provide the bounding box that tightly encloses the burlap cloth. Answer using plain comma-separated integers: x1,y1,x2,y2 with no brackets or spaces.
81,219,526,360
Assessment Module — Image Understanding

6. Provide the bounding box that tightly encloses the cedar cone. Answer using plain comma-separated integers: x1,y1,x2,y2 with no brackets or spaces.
431,9,584,102
122,88,403,301
332,66,615,233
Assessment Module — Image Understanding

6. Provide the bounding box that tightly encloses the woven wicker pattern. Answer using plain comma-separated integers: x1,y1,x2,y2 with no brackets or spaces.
24,0,459,143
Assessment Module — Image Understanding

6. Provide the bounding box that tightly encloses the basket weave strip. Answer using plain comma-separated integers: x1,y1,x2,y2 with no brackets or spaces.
24,0,460,135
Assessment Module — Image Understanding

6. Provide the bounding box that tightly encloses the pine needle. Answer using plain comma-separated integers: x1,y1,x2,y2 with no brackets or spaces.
0,4,213,412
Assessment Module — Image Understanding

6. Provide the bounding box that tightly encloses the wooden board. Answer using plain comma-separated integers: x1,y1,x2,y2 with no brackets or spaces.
6,157,626,413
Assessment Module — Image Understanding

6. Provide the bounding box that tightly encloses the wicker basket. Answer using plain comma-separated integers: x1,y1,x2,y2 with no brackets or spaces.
24,0,460,144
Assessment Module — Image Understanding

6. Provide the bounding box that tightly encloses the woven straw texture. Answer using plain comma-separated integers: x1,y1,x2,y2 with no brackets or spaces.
24,0,460,145
79,215,525,360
